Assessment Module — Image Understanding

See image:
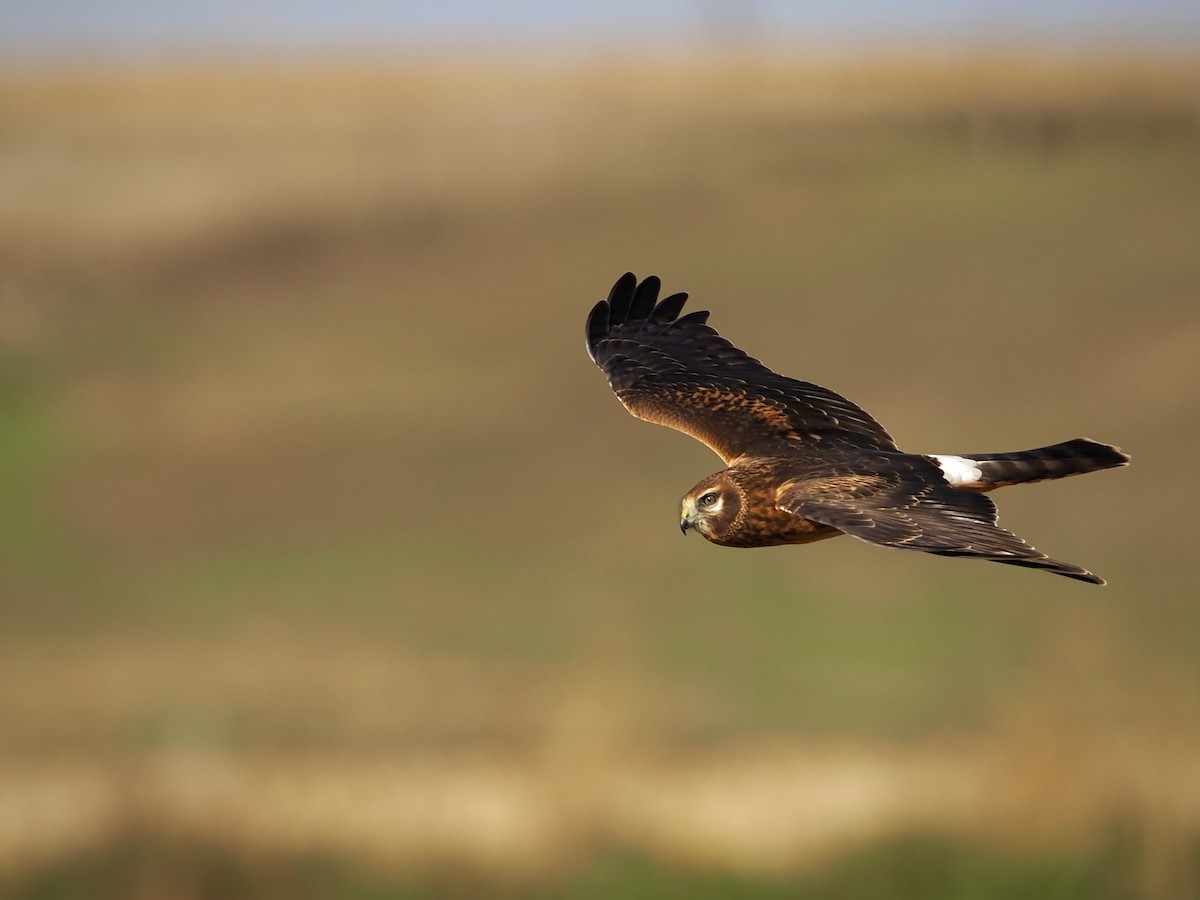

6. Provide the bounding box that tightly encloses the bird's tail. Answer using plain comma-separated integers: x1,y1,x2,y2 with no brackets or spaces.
949,438,1129,490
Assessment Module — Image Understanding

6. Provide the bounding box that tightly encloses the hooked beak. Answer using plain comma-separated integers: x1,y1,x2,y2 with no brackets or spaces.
680,498,696,535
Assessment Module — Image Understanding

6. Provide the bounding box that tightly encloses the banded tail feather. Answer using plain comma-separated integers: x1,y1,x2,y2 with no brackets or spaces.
930,438,1129,491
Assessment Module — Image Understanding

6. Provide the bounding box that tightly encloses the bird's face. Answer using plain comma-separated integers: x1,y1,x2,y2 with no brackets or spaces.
680,472,741,541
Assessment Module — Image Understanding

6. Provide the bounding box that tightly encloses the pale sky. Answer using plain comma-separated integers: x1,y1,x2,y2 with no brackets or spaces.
4,0,1199,59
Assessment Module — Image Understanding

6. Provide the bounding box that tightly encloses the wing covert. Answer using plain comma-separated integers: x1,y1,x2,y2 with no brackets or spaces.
586,273,897,463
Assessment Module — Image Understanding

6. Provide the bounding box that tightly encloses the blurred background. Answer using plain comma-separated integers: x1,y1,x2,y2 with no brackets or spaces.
1,2,1198,898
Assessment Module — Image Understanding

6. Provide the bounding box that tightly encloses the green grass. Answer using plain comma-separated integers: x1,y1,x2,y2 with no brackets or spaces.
5,831,1163,900
0,356,63,560
558,837,1131,900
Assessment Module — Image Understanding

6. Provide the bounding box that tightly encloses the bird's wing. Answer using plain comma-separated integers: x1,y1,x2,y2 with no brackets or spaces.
778,467,1104,584
586,273,897,464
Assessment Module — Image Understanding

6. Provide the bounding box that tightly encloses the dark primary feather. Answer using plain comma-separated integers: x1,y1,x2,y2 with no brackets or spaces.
586,273,897,463
778,459,1105,584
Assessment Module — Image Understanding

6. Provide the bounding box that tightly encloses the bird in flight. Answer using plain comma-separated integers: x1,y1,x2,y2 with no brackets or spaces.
586,273,1129,584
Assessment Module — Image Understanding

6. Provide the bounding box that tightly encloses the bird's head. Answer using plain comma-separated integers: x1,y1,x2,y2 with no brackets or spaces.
680,471,742,542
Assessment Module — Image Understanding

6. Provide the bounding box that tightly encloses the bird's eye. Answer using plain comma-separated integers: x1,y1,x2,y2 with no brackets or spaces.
698,491,719,508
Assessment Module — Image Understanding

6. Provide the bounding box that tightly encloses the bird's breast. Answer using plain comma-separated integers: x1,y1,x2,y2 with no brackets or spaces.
712,504,841,548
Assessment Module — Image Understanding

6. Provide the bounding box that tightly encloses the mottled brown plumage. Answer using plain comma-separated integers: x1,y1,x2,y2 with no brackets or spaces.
586,272,1130,584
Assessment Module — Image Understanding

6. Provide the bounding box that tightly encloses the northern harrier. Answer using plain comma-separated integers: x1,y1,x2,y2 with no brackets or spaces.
586,273,1129,584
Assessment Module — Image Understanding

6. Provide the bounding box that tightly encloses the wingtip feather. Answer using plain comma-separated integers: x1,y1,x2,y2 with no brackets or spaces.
629,275,661,321
607,272,638,324
650,291,689,323
585,299,610,361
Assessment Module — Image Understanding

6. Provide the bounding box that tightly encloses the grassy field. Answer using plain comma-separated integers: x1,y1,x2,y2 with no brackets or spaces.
1,53,1198,897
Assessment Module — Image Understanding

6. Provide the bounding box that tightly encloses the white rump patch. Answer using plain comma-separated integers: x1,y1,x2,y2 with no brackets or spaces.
931,454,983,486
